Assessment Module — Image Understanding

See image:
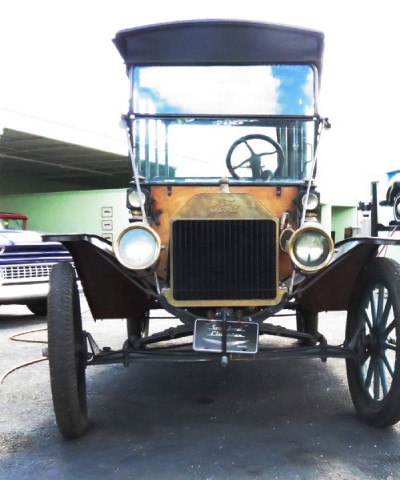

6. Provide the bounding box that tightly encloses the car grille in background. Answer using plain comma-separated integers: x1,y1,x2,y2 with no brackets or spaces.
1,263,53,283
172,219,277,301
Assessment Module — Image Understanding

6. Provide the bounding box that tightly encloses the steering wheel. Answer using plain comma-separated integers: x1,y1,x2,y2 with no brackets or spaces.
226,134,285,180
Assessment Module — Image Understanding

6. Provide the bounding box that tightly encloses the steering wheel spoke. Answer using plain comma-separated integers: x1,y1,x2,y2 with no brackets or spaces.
236,157,252,169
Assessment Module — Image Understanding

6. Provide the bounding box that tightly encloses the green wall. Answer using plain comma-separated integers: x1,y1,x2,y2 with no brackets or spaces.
0,189,130,241
331,206,358,243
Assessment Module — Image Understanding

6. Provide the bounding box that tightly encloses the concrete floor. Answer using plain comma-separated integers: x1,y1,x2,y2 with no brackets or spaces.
1,299,400,480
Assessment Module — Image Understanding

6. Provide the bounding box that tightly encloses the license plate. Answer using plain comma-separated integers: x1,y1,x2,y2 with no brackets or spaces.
193,319,259,354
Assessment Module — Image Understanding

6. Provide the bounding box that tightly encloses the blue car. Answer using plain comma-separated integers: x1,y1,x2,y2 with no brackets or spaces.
0,212,71,315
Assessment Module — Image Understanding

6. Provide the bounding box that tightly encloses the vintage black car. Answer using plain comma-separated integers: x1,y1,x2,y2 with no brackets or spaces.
44,20,400,438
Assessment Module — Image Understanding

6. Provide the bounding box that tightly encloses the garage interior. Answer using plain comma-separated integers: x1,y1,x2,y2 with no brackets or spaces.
0,127,133,237
0,128,131,195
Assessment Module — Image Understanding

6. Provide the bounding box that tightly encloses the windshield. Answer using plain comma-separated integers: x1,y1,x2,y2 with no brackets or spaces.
0,218,25,230
130,65,320,183
133,65,316,115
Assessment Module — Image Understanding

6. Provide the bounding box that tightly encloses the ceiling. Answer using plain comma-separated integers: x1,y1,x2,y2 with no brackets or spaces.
0,128,132,193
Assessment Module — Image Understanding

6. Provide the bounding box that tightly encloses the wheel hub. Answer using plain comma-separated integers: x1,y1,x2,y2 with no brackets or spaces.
365,327,386,357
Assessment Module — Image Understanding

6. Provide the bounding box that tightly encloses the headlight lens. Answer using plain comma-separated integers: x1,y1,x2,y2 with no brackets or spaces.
127,190,146,209
114,223,161,270
289,225,334,272
301,192,319,211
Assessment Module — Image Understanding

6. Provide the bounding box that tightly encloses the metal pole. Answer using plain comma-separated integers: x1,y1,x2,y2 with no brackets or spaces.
371,181,378,237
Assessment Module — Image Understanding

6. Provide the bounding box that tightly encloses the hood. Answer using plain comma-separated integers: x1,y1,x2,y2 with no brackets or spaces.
0,229,43,247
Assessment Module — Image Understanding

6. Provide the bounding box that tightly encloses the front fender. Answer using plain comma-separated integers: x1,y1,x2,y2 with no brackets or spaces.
43,234,155,319
293,237,400,313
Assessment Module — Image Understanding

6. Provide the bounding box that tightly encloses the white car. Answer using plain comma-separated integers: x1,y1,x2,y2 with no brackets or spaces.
0,212,71,315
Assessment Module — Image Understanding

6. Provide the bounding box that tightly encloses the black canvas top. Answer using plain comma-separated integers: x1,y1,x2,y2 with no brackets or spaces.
113,20,324,76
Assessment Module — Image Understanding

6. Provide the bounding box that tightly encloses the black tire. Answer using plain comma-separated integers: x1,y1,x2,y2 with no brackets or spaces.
26,299,47,316
47,262,88,438
296,306,318,346
346,257,400,427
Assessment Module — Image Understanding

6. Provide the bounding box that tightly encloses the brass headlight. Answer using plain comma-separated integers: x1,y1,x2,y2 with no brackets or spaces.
288,224,334,273
114,223,161,270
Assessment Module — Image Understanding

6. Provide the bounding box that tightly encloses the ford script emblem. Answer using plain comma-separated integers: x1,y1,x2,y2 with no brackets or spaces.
209,199,239,214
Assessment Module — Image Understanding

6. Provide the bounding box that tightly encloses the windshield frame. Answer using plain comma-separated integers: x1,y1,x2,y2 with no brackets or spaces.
128,112,323,185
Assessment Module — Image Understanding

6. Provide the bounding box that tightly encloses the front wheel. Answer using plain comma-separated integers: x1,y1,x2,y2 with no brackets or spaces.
346,257,400,427
47,262,89,438
27,299,47,316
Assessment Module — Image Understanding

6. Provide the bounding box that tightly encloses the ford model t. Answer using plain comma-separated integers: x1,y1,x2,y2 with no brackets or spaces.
44,20,400,438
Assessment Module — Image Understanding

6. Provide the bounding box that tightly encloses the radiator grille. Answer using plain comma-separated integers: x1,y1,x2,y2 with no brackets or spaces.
172,219,277,301
1,263,53,283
